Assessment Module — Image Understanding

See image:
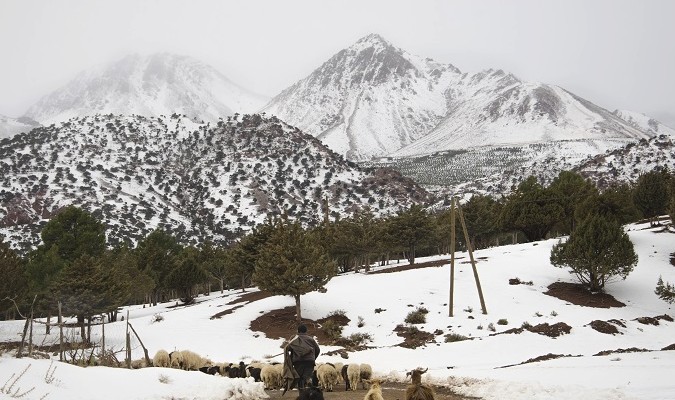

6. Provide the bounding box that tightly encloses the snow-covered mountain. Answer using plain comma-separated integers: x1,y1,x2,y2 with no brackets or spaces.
612,109,675,137
263,34,655,161
0,114,40,139
24,53,268,125
0,113,429,253
263,34,458,160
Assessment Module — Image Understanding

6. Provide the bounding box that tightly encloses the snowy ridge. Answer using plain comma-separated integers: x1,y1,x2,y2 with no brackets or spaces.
0,113,429,252
264,34,658,161
0,114,40,139
24,53,269,125
613,109,675,137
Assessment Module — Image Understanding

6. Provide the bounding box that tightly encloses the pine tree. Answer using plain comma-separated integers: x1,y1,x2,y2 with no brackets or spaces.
462,194,501,249
253,220,336,322
134,229,182,305
228,220,276,292
633,169,670,226
166,247,208,304
655,277,675,304
550,214,638,292
0,238,27,318
576,183,640,225
500,176,564,241
390,205,435,264
548,171,596,234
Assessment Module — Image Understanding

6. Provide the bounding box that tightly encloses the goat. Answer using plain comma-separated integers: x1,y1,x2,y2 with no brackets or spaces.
297,386,324,400
363,379,384,400
405,368,435,400
406,368,428,385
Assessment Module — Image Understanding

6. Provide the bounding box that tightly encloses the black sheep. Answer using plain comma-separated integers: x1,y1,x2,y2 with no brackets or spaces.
247,366,262,382
341,365,349,391
297,386,324,400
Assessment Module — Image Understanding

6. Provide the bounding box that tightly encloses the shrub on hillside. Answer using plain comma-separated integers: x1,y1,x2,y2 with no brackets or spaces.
405,307,428,324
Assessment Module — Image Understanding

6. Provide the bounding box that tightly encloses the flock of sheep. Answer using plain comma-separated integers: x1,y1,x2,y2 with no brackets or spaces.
151,349,437,400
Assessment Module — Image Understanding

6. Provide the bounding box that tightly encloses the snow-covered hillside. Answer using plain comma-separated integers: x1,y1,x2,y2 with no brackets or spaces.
613,109,675,137
0,114,40,139
24,53,268,125
0,114,428,253
263,34,655,161
1,221,673,400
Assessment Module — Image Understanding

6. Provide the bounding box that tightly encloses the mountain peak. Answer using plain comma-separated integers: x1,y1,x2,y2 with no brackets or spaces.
355,33,391,46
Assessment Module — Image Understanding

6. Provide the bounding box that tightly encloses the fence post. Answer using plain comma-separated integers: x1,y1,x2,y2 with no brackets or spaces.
58,301,64,362
125,310,131,369
28,311,33,357
128,323,151,367
101,317,105,360
456,200,488,315
449,197,456,317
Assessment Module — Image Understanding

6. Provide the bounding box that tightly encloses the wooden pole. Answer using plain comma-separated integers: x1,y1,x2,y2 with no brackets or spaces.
101,317,105,360
28,310,33,356
449,197,456,317
456,199,488,315
126,310,131,369
58,301,64,362
128,323,151,367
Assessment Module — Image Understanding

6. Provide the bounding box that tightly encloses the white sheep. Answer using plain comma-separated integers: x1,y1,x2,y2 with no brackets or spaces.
333,362,344,383
169,350,183,369
364,379,384,400
179,350,203,371
347,363,361,391
152,349,171,368
317,363,339,392
359,363,373,389
261,363,282,389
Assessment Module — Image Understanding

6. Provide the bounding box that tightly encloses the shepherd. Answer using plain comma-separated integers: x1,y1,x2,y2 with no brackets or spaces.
283,324,321,394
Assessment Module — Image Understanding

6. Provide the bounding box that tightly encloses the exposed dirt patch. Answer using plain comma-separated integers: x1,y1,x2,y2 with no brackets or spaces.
368,258,451,274
657,314,674,322
527,322,572,338
393,325,436,348
594,347,650,356
250,306,324,343
670,252,675,267
264,381,472,400
588,320,621,335
498,353,578,368
635,317,660,326
490,327,524,336
545,282,626,308
210,290,275,319
662,343,675,351
608,319,626,328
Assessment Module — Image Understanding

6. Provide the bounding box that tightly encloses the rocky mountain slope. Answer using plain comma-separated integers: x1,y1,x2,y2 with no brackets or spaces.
0,114,428,253
612,109,675,137
263,34,656,161
24,53,268,125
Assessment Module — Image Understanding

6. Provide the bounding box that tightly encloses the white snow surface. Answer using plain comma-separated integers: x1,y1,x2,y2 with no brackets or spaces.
613,109,675,137
24,53,269,125
0,114,40,139
1,221,675,399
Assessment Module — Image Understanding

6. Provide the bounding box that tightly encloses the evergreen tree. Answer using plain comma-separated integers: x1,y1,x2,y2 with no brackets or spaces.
253,220,336,322
25,206,106,315
101,247,154,314
389,205,435,264
50,255,129,340
134,229,182,305
0,238,27,318
548,171,596,234
500,176,564,241
462,194,501,249
550,214,638,292
228,220,276,292
576,183,640,225
633,169,670,226
166,247,208,304
655,277,675,304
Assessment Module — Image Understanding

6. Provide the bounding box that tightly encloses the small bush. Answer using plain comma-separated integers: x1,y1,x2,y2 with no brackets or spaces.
322,320,343,341
487,323,496,332
374,308,386,313
347,333,372,346
405,308,427,324
151,313,164,323
497,319,508,325
327,309,346,318
357,316,365,328
521,321,532,329
550,310,558,317
464,306,473,313
534,312,543,317
444,333,469,343
476,324,483,330
158,374,171,384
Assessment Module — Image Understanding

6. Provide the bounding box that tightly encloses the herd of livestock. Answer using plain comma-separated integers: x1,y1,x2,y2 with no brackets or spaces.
150,349,437,400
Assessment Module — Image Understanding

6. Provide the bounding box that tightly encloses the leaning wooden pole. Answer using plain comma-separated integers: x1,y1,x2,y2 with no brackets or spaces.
449,197,456,317
456,198,488,315
58,301,64,362
128,322,151,367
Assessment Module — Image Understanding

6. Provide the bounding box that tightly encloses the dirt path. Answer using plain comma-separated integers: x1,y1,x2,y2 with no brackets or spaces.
264,381,475,400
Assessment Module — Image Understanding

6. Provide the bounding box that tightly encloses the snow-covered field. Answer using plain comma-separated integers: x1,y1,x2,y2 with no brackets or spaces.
1,221,674,400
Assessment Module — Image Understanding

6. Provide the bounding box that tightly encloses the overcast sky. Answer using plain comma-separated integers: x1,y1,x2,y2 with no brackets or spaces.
1,0,674,126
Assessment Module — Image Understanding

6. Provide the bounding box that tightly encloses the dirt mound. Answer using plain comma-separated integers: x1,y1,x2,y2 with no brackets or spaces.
588,320,621,335
368,258,451,274
211,290,274,319
394,325,436,348
545,282,626,308
528,322,572,338
594,347,650,356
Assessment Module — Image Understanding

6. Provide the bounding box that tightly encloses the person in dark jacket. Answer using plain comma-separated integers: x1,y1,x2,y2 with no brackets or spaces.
286,324,320,389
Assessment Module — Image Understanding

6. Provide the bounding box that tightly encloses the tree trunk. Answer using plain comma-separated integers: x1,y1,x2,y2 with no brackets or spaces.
294,295,302,322
219,278,224,294
78,315,86,342
46,313,51,334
